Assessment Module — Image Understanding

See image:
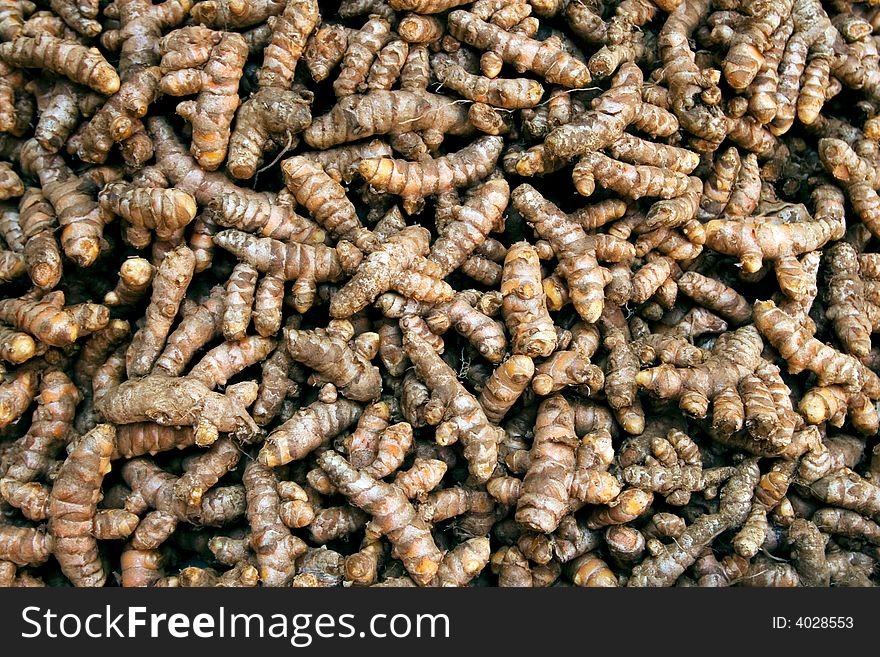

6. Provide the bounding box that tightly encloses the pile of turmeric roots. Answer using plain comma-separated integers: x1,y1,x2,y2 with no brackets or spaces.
1,0,880,588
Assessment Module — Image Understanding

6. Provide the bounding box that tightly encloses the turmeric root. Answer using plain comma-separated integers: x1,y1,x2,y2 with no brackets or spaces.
0,290,79,347
221,263,257,341
104,258,154,307
0,1,33,41
276,481,315,530
259,398,362,467
188,336,276,389
0,203,22,253
334,16,392,98
397,16,442,47
331,226,453,318
813,508,880,545
573,152,692,200
754,299,874,393
389,0,468,12
0,0,877,591
501,241,557,358
191,0,285,27
358,136,503,214
632,256,676,306
433,58,543,108
252,342,298,427
159,27,247,170
126,245,195,377
809,469,880,518
0,36,119,94
655,0,727,147
448,10,590,88
214,230,354,313
48,424,115,587
434,536,490,586
511,184,608,323
96,375,260,445
0,162,22,200
586,488,653,529
606,133,700,174
699,146,740,219
149,117,324,244
722,0,793,92
99,182,197,241
799,383,878,430
309,505,369,543
413,486,490,525
285,320,381,402
787,518,829,587
531,350,604,396
0,248,23,283
394,458,447,501
403,320,503,483
818,138,880,238
423,294,508,363
602,318,644,435
303,22,348,82
623,429,733,504
48,0,100,37
113,423,195,459
282,155,377,253
318,450,443,586
635,325,767,425
2,369,79,483
362,422,413,479
677,272,752,325
152,285,224,376
492,545,532,586
628,458,760,587
345,400,391,469
12,200,50,282
543,63,642,161
569,427,621,506
428,177,509,277
0,323,35,365
0,525,52,566
304,90,473,149
122,458,247,548
515,395,577,533
69,0,190,165
298,140,392,184
244,460,307,586
704,208,843,277
20,139,112,267
225,0,317,179
226,88,312,180
366,39,409,91
478,355,534,424
823,241,874,358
